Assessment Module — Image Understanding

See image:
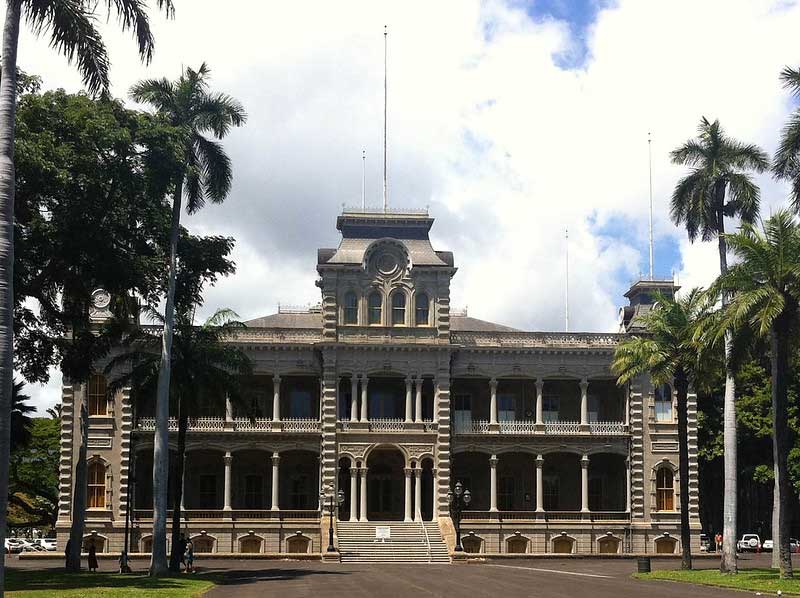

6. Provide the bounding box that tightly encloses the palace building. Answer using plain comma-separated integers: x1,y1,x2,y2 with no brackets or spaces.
56,208,700,560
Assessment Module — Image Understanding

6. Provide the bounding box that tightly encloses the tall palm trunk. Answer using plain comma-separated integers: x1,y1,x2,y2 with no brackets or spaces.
716,197,738,574
771,308,794,578
150,180,183,576
772,462,780,569
0,2,21,593
65,403,89,571
168,396,188,572
675,370,693,570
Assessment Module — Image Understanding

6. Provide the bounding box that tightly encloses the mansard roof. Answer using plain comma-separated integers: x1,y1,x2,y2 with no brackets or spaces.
244,311,517,333
318,208,452,268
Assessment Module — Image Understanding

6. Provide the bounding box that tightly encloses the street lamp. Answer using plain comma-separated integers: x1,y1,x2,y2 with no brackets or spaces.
320,483,345,553
448,480,472,552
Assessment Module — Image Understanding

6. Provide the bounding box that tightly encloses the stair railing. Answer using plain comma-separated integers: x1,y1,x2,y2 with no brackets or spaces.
418,511,432,563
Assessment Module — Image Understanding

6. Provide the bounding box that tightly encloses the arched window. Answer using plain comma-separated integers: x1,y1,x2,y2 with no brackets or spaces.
391,292,406,326
88,461,106,509
368,292,382,325
87,374,108,416
656,467,674,511
415,293,430,326
343,291,358,325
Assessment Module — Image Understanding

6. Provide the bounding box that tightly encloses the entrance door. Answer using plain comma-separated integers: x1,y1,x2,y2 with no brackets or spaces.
368,471,395,519
366,448,405,521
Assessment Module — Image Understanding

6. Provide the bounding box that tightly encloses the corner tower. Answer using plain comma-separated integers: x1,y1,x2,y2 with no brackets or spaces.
316,208,456,343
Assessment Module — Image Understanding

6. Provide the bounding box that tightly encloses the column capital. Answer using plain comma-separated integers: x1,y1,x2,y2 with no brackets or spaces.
223,453,233,466
361,375,369,385
413,467,422,478
359,466,368,473
579,377,589,390
271,452,281,465
404,467,413,476
273,374,282,383
580,454,590,466
349,468,358,478
489,377,498,388
535,378,544,390
405,376,413,385
535,454,544,466
489,455,498,466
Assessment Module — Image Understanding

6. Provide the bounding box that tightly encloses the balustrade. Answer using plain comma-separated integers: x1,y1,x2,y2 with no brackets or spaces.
369,418,405,432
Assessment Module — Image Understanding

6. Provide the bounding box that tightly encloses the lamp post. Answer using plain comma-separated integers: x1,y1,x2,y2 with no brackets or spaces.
320,483,345,553
448,480,472,552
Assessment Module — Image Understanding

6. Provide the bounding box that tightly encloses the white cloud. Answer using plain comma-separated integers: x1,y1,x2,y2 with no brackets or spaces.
7,0,800,410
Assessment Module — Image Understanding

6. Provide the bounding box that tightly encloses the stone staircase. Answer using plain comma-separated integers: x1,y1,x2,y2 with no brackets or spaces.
336,520,450,564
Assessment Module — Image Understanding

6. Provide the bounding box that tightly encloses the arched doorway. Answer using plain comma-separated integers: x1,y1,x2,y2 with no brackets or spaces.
367,447,405,521
420,458,435,521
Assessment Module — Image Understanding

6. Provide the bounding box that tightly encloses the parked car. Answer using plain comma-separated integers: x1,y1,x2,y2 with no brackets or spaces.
33,538,56,552
737,534,762,552
4,539,24,554
763,539,773,551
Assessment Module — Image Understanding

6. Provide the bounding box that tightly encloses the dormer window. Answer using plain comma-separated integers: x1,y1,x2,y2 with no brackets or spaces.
415,293,430,326
391,292,406,326
343,291,358,325
368,292,382,325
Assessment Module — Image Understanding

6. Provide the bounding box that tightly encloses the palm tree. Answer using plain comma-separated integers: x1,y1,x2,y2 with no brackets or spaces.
670,118,768,573
709,211,800,579
612,289,712,571
773,66,800,212
10,379,34,450
0,0,173,588
129,64,246,575
107,308,251,572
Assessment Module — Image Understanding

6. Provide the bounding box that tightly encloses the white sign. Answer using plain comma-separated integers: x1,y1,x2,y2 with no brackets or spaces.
375,526,391,541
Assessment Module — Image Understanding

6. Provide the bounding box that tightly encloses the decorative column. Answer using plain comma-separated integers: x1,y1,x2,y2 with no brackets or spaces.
624,385,630,427
360,376,369,422
580,454,590,513
403,468,412,521
350,376,359,422
272,375,281,423
349,467,358,521
415,377,423,423
489,378,498,425
535,454,544,513
405,377,413,423
270,452,280,511
223,451,233,512
431,468,438,520
579,378,589,428
489,455,499,512
359,466,368,522
626,457,632,513
535,378,544,426
414,468,422,521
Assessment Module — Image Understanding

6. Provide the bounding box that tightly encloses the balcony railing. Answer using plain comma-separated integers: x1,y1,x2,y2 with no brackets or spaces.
369,418,406,432
453,419,627,436
135,416,320,433
132,509,320,521
461,510,630,522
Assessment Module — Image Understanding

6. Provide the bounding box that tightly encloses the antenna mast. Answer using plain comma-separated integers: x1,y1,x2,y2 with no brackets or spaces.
648,132,654,280
565,228,570,332
361,150,366,210
382,25,388,213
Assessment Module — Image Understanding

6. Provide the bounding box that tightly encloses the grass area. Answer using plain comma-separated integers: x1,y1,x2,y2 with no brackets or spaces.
5,568,219,598
636,568,800,595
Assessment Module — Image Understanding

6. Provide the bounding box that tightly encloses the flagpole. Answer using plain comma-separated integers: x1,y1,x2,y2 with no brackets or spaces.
361,150,366,210
648,132,654,280
565,228,569,332
382,25,388,213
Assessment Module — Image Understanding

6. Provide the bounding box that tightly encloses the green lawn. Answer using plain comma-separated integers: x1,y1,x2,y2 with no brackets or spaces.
636,568,800,595
5,569,219,598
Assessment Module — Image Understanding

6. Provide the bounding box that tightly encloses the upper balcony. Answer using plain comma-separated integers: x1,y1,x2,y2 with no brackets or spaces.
451,377,629,437
134,374,322,434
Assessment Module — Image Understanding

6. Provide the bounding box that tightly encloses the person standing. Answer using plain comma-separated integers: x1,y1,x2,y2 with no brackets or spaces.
87,542,99,572
184,539,194,574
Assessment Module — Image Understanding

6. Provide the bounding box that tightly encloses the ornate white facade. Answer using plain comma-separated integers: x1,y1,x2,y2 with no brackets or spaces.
57,208,699,557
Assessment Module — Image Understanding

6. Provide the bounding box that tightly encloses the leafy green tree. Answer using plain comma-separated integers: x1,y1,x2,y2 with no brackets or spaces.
0,2,173,586
130,63,246,575
710,210,800,578
613,289,713,570
8,417,59,529
10,379,34,450
107,308,251,572
670,118,768,573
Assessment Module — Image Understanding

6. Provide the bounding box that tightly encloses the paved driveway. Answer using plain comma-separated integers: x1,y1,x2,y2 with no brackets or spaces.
202,555,771,598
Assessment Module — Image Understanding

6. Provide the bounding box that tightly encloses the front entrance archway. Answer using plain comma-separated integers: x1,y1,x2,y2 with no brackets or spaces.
367,447,405,521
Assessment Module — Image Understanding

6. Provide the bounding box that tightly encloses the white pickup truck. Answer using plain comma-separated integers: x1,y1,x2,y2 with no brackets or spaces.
737,534,761,552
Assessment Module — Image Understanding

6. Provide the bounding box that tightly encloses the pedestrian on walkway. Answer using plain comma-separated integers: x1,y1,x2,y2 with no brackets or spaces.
87,542,99,572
